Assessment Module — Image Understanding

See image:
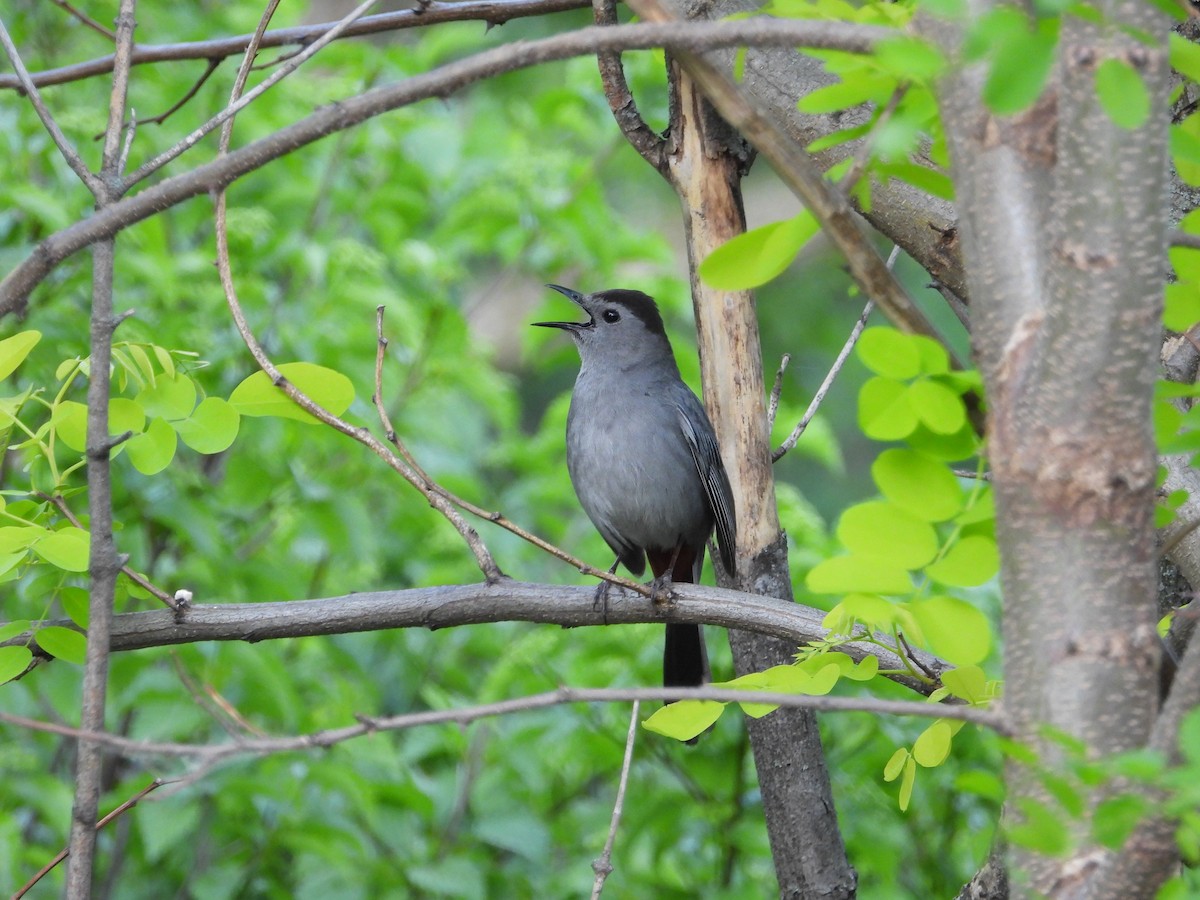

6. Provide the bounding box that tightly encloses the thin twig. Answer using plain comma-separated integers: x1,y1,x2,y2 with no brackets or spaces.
125,0,380,187
0,17,102,194
591,700,641,899
40,493,181,610
372,307,651,593
766,353,791,432
49,0,117,41
208,3,512,584
0,686,1009,766
130,58,221,129
1,0,593,91
773,300,872,462
15,778,167,899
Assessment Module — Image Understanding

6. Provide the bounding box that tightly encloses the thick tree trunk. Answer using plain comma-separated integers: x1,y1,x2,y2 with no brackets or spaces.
935,0,1171,894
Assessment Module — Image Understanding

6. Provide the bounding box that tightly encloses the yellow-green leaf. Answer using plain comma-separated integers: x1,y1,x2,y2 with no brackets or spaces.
0,645,33,683
913,720,954,767
230,363,355,424
126,416,178,476
0,330,42,381
35,625,87,664
175,397,240,454
641,700,725,741
32,527,90,572
698,213,819,290
909,595,992,666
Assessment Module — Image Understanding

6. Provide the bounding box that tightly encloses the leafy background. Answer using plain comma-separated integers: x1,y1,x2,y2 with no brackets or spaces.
0,2,1003,896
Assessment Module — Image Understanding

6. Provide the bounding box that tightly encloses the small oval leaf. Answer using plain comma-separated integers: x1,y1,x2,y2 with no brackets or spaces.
35,625,87,664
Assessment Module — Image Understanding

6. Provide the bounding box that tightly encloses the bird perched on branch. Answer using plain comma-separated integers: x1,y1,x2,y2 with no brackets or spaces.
534,284,737,689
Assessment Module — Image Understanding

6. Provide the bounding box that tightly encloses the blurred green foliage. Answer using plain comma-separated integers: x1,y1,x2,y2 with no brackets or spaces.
0,2,999,897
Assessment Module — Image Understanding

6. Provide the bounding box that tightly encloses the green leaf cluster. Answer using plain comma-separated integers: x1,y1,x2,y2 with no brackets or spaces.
885,665,1000,810
643,652,879,741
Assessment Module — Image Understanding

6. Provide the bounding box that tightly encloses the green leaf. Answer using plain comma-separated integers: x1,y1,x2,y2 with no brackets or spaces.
697,213,819,290
858,377,919,440
955,769,1005,801
912,720,953,767
836,501,939,569
153,345,176,379
126,416,178,475
875,37,946,82
941,665,988,704
126,343,157,387
906,422,980,462
872,448,964,521
32,527,90,572
0,619,31,642
229,363,355,424
0,525,44,553
797,77,882,115
109,397,147,437
1171,117,1200,186
823,592,905,632
956,488,995,526
1173,34,1200,82
912,336,951,375
1165,281,1200,332
175,397,240,454
899,756,917,811
884,747,909,781
982,19,1057,115
1095,58,1150,129
1092,794,1149,849
908,379,967,435
0,330,42,381
1008,797,1072,856
35,625,87,664
61,586,90,628
52,400,88,452
137,373,196,421
909,595,992,665
807,555,913,595
925,534,1000,587
641,700,724,741
0,645,33,683
857,327,921,379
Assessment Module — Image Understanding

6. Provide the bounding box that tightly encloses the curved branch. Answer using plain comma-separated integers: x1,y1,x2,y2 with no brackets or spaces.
592,0,667,171
7,580,949,695
0,18,889,318
0,0,591,91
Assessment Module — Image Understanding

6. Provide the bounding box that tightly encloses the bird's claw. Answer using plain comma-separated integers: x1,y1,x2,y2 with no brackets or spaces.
649,573,675,605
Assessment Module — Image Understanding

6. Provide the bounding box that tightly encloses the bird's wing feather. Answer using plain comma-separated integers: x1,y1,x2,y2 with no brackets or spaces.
675,397,737,577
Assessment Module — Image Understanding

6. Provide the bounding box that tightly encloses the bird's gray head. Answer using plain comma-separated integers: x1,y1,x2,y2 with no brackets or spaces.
533,284,677,372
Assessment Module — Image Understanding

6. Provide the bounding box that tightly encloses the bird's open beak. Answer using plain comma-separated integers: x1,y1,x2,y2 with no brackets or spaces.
532,284,591,331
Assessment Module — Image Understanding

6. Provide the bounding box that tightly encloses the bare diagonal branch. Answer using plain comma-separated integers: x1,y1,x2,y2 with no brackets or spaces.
0,16,101,193
0,18,889,319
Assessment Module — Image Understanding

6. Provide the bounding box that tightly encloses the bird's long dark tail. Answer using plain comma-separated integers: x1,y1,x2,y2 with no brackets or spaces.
648,544,709,689
663,623,706,688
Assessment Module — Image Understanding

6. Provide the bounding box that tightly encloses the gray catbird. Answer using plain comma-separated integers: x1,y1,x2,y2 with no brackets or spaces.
534,284,737,689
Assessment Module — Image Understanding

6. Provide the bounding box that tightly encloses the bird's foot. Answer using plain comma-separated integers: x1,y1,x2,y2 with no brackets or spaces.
648,573,675,606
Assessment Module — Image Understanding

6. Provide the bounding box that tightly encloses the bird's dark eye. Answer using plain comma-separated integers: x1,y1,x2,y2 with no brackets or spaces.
601,308,621,323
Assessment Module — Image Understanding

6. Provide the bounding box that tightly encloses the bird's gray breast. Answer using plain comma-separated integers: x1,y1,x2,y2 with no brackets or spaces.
565,370,712,554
